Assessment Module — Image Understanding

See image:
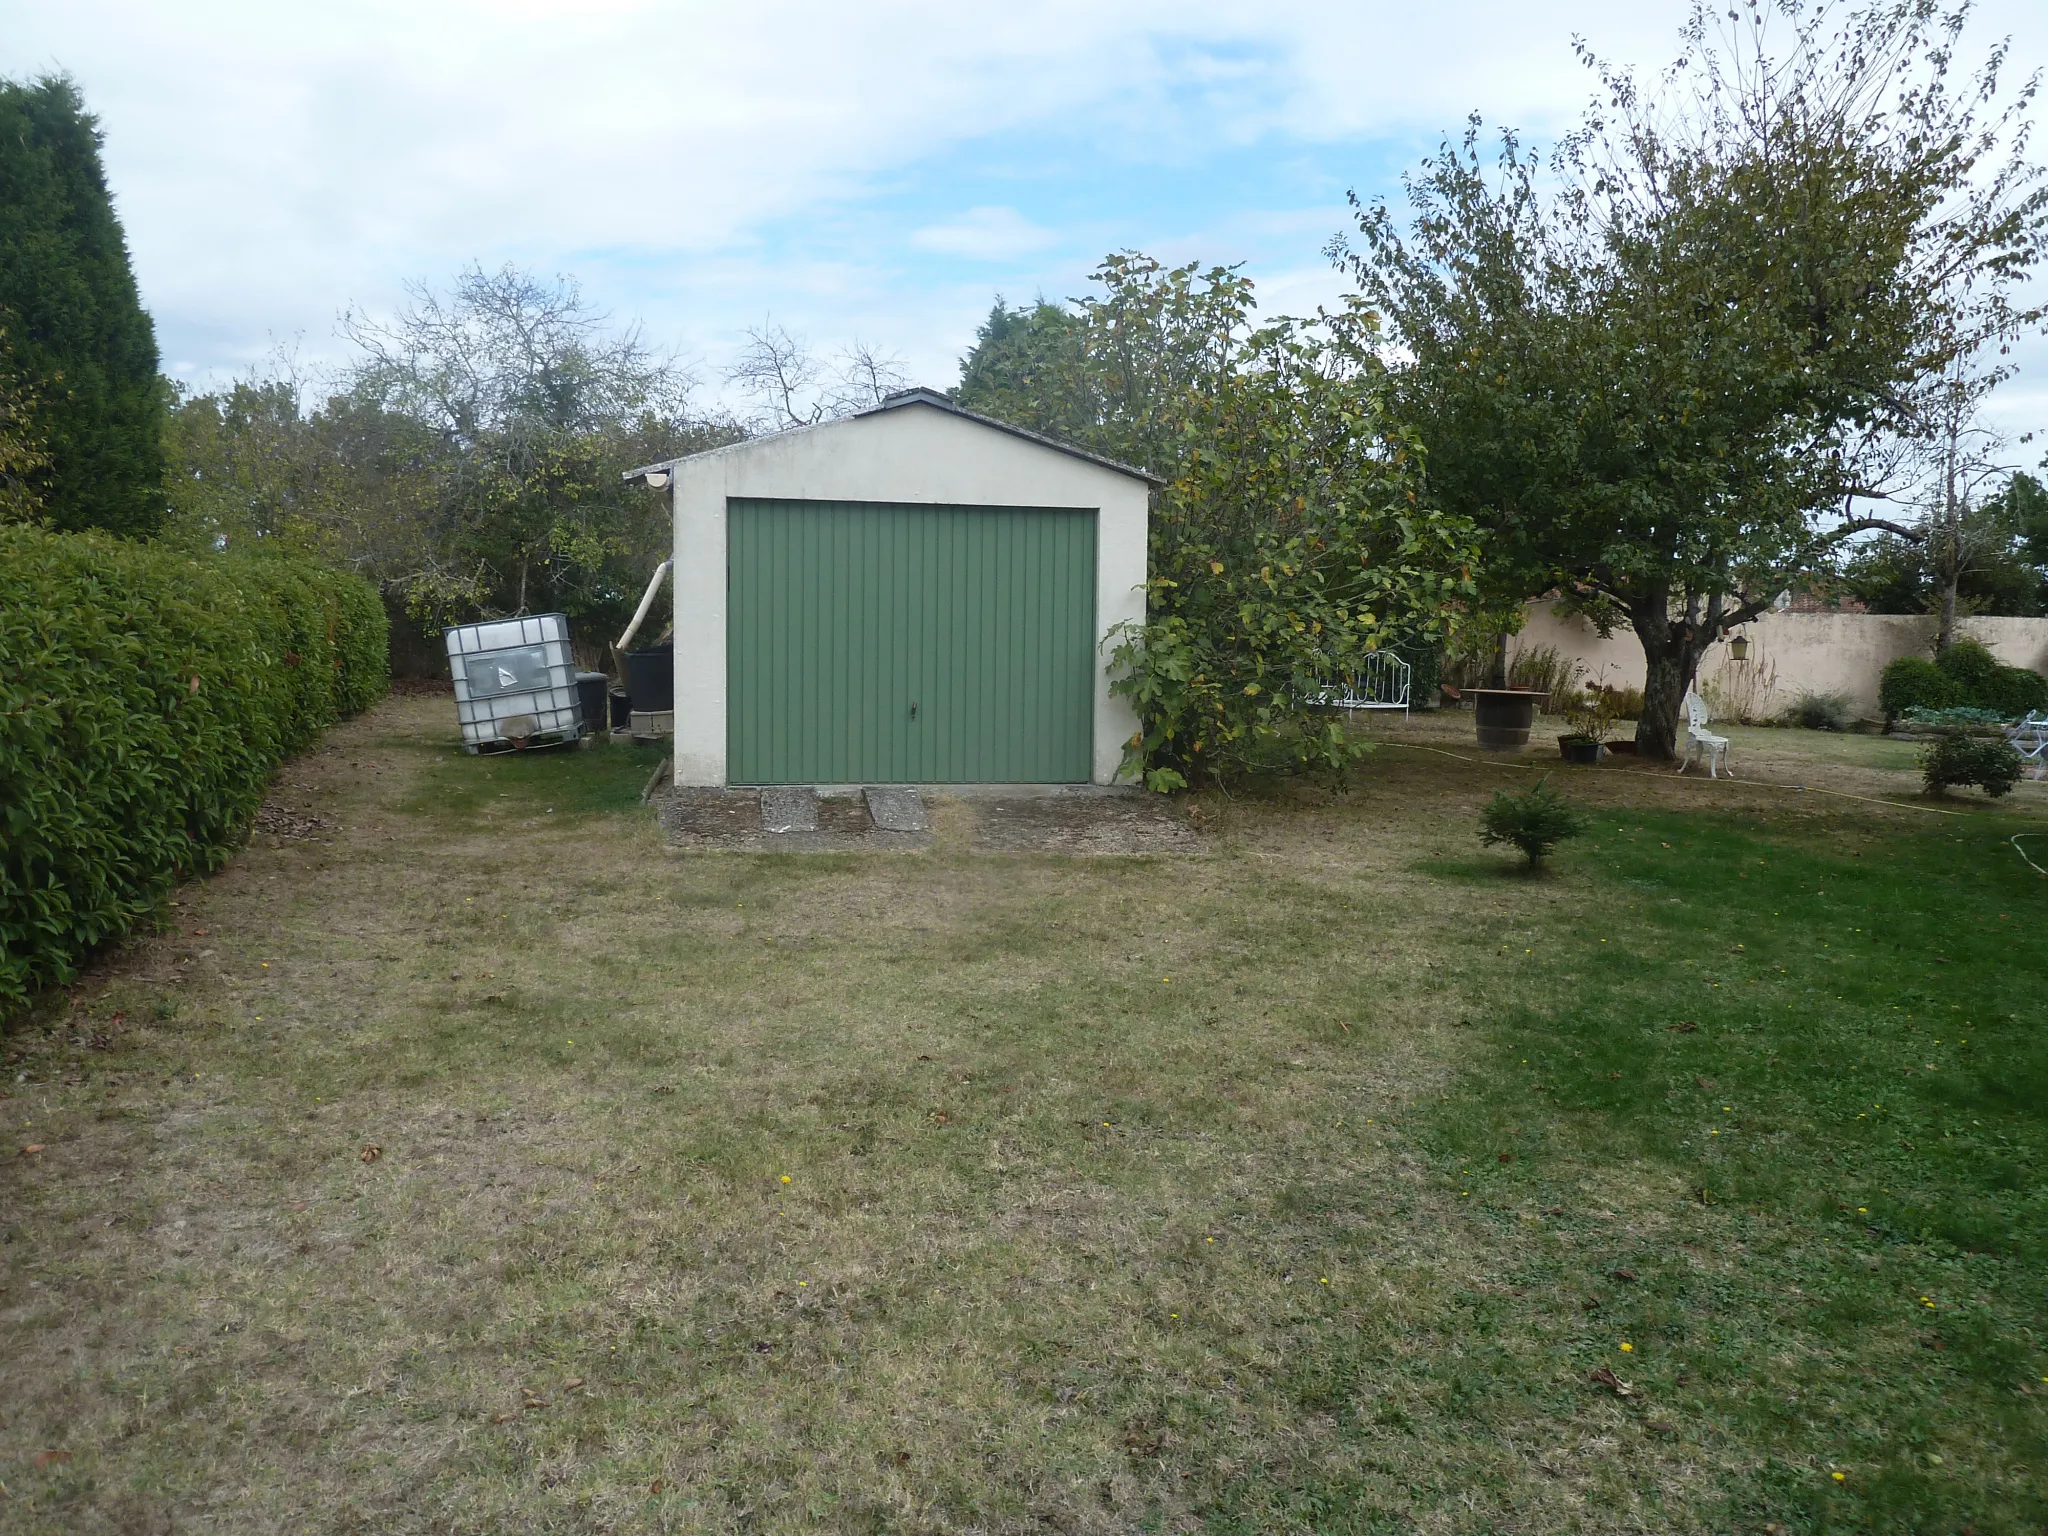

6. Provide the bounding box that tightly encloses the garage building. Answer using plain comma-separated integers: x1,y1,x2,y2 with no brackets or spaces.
625,388,1155,787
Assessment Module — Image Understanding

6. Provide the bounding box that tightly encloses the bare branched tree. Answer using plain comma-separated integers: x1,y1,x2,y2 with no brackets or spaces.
726,321,913,431
341,264,695,446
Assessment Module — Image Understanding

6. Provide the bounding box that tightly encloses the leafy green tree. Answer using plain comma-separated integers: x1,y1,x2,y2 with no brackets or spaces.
965,254,1479,789
1337,1,2048,758
160,269,743,646
335,264,738,636
0,74,166,536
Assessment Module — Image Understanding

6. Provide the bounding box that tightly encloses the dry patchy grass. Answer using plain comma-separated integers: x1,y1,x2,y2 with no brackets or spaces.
2,697,2043,1533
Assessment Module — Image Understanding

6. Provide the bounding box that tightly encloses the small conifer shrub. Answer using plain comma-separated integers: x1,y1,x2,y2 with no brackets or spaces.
1479,776,1588,867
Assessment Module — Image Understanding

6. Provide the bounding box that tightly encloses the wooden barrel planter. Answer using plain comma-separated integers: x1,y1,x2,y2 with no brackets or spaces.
1468,689,1548,751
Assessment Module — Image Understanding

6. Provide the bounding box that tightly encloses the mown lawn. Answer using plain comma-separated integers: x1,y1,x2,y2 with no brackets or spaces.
2,697,2043,1534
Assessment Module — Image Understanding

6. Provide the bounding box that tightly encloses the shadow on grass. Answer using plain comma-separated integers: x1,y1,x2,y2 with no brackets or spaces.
398,737,671,824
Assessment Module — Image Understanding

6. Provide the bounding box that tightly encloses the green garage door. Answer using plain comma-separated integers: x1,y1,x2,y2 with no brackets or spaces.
727,499,1097,784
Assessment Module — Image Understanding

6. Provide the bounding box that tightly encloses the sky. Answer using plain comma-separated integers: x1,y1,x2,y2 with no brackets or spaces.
6,0,2048,441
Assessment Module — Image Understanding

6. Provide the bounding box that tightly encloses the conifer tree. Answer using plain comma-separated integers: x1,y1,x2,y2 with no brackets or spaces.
0,74,166,536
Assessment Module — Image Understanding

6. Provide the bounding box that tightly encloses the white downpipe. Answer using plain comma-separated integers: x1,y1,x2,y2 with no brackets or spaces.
614,559,672,655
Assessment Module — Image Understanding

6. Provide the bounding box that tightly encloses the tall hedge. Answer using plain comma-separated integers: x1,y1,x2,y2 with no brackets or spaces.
0,75,167,537
0,526,387,1008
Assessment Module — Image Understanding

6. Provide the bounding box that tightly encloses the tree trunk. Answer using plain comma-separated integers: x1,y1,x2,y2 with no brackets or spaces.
1637,644,1688,761
1935,566,1958,653
1932,423,1960,653
1629,587,1714,762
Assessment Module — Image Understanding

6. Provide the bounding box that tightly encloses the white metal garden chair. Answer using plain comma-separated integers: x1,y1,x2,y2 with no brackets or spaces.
2009,712,2048,780
1677,690,1731,778
1310,651,1411,717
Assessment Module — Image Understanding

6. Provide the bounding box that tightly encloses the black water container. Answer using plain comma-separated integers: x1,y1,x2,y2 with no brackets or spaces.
608,687,631,730
625,645,674,712
574,672,609,733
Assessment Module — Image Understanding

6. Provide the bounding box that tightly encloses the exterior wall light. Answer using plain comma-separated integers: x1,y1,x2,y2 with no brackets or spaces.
1729,634,1750,661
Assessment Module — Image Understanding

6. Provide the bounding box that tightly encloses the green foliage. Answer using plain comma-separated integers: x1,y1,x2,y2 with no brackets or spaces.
963,255,1479,789
1879,639,2048,721
0,74,166,537
1786,691,1857,732
1338,3,2048,758
1878,655,1957,718
160,267,742,646
0,525,387,1009
1920,734,2022,798
1478,776,1588,866
0,323,48,524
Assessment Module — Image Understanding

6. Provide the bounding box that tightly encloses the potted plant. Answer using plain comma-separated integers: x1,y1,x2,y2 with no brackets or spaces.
1557,687,1615,764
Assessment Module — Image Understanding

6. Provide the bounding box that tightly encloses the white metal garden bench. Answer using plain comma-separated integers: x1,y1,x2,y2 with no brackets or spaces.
2010,712,2048,780
1311,651,1411,716
1677,690,1731,778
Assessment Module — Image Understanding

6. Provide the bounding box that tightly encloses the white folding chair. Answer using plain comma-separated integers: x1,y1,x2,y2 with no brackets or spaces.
2009,712,2048,781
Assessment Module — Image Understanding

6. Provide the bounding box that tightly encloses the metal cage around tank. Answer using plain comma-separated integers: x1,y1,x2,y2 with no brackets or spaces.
444,613,584,753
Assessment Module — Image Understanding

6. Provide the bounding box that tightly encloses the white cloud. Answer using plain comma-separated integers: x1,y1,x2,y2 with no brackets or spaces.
910,207,1059,261
2,0,2042,416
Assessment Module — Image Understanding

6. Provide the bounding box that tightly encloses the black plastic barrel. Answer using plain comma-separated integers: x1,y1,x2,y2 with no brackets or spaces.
608,687,631,730
625,646,674,712
574,672,609,733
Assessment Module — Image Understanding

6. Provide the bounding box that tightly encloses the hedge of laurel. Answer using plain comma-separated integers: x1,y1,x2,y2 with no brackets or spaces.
1,526,388,1009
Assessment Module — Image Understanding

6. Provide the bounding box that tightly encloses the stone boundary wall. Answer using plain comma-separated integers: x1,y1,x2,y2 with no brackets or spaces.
1514,605,2048,719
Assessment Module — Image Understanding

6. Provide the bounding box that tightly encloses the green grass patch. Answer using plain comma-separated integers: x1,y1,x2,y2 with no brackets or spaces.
399,735,671,824
1400,809,2048,1533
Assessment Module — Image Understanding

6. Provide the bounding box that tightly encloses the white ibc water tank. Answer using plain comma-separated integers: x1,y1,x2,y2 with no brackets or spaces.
444,613,583,754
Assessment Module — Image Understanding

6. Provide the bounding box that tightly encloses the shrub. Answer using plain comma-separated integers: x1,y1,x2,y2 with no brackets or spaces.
1882,640,2048,723
1787,691,1858,732
1479,776,1588,867
1974,659,2048,718
1921,735,2022,799
1879,655,1957,719
1934,638,2001,693
1602,685,1645,721
0,526,388,1009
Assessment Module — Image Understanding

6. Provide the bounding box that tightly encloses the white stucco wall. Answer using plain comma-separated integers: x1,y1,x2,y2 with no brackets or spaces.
1516,603,2048,718
666,402,1150,785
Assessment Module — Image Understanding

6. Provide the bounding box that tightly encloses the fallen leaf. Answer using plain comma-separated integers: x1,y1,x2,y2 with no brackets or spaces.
33,1449,72,1467
1668,1021,1698,1034
1646,1420,1677,1435
562,1378,584,1391
524,1396,548,1409
359,1144,382,1163
1588,1367,1638,1398
109,1011,125,1027
1694,1076,1716,1091
1541,1205,1565,1216
19,1144,44,1156
1610,1268,1638,1283
650,1478,665,1494
1497,1152,1513,1163
931,1111,950,1124
491,1412,518,1424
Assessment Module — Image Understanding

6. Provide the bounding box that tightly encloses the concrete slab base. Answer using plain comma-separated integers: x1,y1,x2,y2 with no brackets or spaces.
759,785,819,834
862,786,929,833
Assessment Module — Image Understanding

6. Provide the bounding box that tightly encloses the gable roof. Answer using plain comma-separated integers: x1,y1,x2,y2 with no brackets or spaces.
624,386,1163,487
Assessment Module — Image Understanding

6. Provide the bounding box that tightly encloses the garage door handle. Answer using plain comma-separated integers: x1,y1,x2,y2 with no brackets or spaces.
909,701,919,721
